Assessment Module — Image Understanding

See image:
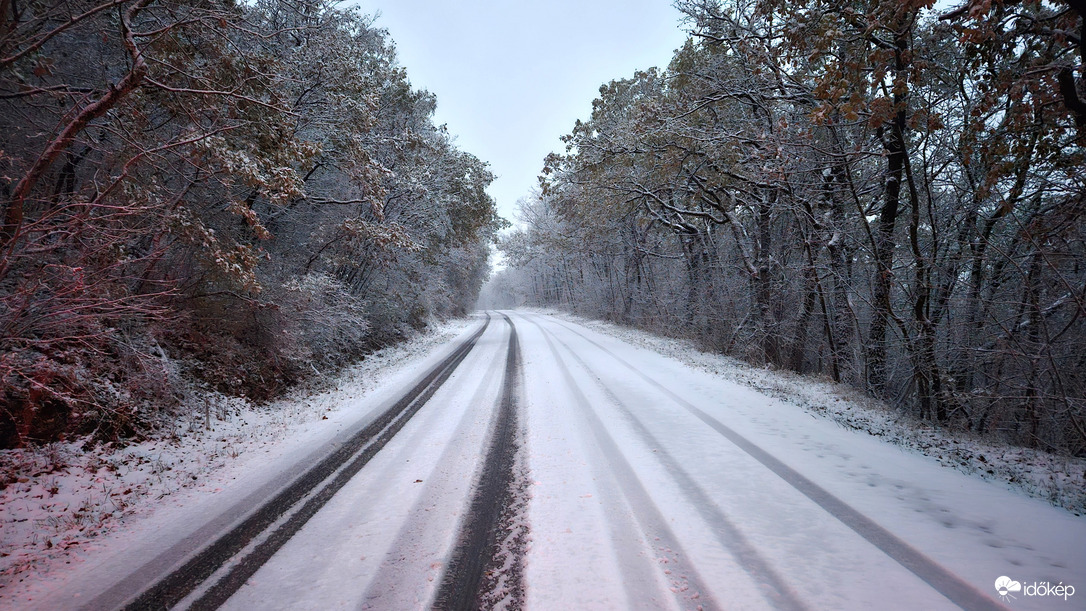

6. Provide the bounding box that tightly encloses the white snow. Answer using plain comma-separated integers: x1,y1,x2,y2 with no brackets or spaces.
510,310,1085,610
220,319,511,610
0,316,478,609
530,308,1086,515
4,309,1084,611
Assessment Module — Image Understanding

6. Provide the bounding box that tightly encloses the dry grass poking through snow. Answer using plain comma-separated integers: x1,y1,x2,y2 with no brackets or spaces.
538,309,1086,515
0,318,476,592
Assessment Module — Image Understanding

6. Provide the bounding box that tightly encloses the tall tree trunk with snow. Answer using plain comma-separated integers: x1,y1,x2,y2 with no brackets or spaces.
866,16,914,398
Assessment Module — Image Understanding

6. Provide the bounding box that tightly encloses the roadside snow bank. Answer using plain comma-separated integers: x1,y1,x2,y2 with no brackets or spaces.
0,317,475,593
535,309,1086,515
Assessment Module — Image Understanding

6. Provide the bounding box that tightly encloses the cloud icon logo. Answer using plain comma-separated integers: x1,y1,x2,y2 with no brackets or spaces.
995,576,1022,600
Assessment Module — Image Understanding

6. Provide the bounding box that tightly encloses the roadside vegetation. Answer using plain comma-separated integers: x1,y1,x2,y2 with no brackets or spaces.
489,0,1086,457
0,0,502,448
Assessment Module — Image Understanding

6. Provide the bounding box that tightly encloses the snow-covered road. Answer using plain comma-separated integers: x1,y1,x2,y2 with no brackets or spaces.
512,312,1082,610
24,311,1085,610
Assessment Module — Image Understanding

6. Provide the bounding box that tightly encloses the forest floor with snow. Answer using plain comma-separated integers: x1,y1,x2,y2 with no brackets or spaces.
534,308,1086,516
0,318,476,594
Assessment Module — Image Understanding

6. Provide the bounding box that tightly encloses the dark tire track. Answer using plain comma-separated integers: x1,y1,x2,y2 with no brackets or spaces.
433,313,524,611
526,315,723,611
541,325,808,611
89,316,491,611
537,314,1008,611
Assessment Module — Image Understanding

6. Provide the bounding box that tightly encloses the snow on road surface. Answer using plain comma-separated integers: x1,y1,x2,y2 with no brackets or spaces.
215,316,512,611
513,311,1083,611
7,311,1084,610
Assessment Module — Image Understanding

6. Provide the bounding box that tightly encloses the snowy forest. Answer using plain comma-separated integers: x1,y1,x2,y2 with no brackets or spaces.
3,0,1086,460
487,0,1086,455
0,0,501,448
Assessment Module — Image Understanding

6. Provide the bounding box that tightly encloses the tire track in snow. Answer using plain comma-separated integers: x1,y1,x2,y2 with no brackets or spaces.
432,312,526,611
522,323,672,609
540,325,808,611
356,320,509,610
528,315,722,611
95,316,492,611
538,314,1007,611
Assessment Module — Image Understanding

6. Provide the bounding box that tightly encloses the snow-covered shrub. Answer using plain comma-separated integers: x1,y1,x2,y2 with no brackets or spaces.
0,323,180,449
281,273,370,369
165,293,304,402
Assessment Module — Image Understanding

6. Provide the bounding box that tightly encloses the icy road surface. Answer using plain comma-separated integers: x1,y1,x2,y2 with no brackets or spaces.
24,311,1086,610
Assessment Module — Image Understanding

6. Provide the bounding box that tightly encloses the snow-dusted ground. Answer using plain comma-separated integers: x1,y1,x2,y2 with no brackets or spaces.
217,317,513,610
532,308,1086,515
3,310,1083,610
0,316,478,608
512,311,1084,610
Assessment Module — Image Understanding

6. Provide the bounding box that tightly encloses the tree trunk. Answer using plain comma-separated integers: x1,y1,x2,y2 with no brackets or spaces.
867,27,911,396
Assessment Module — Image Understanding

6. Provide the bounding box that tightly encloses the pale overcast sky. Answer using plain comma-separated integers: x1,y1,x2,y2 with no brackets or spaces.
350,1,690,223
